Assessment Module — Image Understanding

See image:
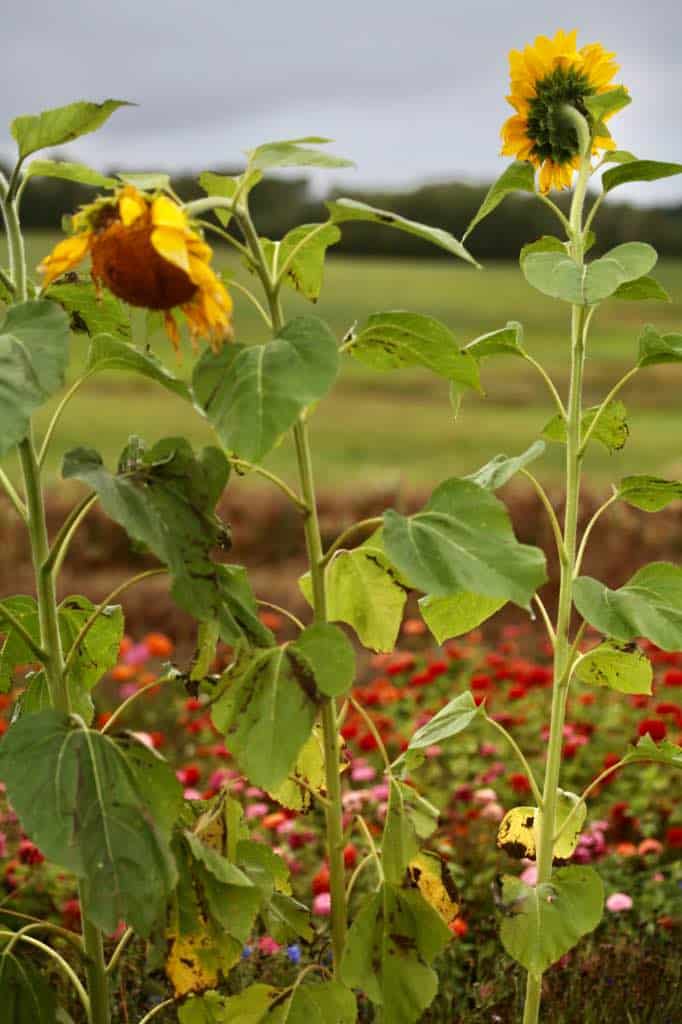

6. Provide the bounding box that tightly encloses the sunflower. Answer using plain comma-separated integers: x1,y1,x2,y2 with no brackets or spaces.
501,29,622,192
39,186,233,349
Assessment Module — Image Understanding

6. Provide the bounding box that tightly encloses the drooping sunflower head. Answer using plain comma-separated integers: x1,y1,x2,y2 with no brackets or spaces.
501,29,623,192
39,185,233,350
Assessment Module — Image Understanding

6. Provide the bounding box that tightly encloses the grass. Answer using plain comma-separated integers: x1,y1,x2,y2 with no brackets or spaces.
4,231,682,491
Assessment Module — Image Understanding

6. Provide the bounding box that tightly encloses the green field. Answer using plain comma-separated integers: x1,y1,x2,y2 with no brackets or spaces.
4,232,682,493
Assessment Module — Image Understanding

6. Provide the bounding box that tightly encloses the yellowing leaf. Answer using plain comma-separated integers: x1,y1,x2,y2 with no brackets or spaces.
406,851,459,925
497,792,586,862
166,927,240,998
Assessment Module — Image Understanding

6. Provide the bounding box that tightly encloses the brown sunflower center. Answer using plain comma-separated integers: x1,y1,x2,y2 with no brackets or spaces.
90,221,197,310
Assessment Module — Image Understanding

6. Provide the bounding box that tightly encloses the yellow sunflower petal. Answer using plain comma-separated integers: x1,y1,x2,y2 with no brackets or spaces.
38,233,92,286
152,196,189,232
118,187,147,227
150,227,191,274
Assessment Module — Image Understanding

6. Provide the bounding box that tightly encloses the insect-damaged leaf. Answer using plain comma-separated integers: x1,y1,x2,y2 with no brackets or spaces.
497,866,603,974
63,437,271,648
496,791,586,862
341,884,451,1024
211,645,318,791
574,640,653,695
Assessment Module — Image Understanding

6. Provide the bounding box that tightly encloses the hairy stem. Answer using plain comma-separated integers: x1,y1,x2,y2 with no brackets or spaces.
523,114,591,1024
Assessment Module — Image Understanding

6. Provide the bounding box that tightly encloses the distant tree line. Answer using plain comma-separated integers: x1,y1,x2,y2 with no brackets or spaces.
4,160,682,261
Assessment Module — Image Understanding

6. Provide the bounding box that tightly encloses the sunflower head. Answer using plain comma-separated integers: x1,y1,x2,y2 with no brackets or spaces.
502,29,623,192
39,185,233,350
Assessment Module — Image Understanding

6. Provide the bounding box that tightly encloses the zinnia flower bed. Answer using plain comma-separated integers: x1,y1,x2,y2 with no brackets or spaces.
1,614,679,1022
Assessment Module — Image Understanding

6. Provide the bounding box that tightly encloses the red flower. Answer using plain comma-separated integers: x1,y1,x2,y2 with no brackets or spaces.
409,670,431,687
663,669,682,687
177,764,201,786
427,660,448,681
508,773,531,795
61,898,82,932
312,864,330,895
578,693,596,706
343,843,358,869
18,839,44,865
144,632,174,657
665,826,682,848
508,685,527,701
637,719,667,742
449,916,469,937
386,653,415,676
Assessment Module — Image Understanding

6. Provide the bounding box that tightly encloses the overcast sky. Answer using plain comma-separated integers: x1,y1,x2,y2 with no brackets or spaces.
3,0,681,204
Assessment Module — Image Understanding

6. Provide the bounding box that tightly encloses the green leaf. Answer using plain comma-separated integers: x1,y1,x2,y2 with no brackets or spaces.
301,539,407,653
575,641,653,695
24,159,117,187
0,946,56,1024
117,171,171,191
193,316,339,463
269,981,357,1024
600,150,637,165
637,325,682,367
383,478,547,608
85,333,190,398
211,646,317,791
290,622,355,697
382,778,421,884
326,198,480,266
520,236,566,261
237,838,290,899
419,591,505,644
602,159,682,194
177,982,355,1024
183,832,260,940
46,284,131,339
198,170,262,226
341,885,450,1024
248,137,354,172
178,986,278,1024
266,723,327,812
620,734,682,769
574,563,682,651
498,866,603,973
263,892,313,944
465,440,545,490
618,475,682,511
406,691,483,751
612,276,670,302
120,737,184,838
0,597,40,691
15,668,92,723
584,87,631,123
59,595,124,693
346,311,481,390
0,709,176,935
463,161,536,240
275,223,341,301
542,400,628,452
62,439,271,648
464,320,525,360
11,99,131,160
0,299,70,456
522,242,658,305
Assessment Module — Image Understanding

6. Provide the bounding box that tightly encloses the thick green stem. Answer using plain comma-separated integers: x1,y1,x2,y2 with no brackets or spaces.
3,187,111,1024
522,115,591,1024
292,418,348,970
80,905,110,1024
236,199,349,971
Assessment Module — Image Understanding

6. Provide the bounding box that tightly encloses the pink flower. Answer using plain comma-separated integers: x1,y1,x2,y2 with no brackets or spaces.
313,892,331,916
183,788,202,801
606,892,633,913
425,745,442,758
473,787,497,804
245,802,270,820
258,936,281,955
372,783,390,801
0,832,7,858
118,683,138,699
520,864,538,886
123,643,150,666
480,802,505,822
351,763,376,783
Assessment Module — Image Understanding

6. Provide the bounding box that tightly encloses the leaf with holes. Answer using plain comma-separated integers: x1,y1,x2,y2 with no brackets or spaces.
346,311,481,390
275,223,341,301
419,590,506,644
575,641,653,695
46,284,131,339
498,866,603,973
542,400,628,452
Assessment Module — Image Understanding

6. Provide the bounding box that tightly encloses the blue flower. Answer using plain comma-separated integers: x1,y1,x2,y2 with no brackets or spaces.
286,943,301,965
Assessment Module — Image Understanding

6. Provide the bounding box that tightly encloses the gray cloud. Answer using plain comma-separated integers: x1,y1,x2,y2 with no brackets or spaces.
2,0,681,202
